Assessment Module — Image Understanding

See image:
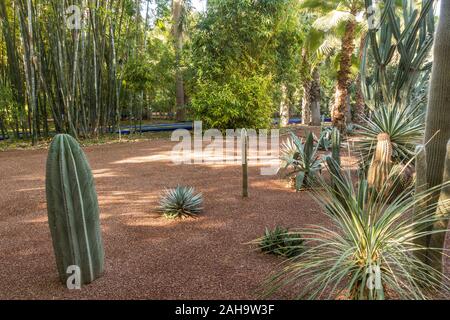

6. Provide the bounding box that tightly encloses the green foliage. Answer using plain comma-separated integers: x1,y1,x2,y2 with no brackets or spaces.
45,134,104,285
259,226,304,258
121,18,176,113
191,74,274,129
355,105,424,165
281,132,322,190
264,163,450,300
158,186,203,219
0,83,16,131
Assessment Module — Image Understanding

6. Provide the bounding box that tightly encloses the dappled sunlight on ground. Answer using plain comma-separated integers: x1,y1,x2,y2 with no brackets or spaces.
0,137,448,299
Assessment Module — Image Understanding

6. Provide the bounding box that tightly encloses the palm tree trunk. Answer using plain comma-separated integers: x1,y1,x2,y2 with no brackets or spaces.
279,84,289,127
310,67,321,126
172,0,185,121
332,16,356,132
354,35,367,124
301,80,311,125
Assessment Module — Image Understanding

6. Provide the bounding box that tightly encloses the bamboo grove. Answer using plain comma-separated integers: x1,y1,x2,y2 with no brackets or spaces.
0,0,172,144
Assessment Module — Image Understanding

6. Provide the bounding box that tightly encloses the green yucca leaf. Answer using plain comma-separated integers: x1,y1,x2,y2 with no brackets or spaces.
355,104,424,165
262,162,450,300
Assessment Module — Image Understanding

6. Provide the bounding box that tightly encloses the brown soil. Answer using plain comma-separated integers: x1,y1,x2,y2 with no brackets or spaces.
0,138,448,300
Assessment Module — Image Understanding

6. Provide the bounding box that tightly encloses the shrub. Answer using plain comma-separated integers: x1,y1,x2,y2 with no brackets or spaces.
191,73,274,130
158,186,203,219
259,226,304,258
280,132,322,190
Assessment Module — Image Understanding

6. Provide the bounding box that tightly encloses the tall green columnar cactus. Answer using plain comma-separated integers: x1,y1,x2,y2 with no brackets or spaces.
424,0,450,195
422,0,450,272
413,145,428,264
46,134,104,285
331,127,341,166
426,140,450,272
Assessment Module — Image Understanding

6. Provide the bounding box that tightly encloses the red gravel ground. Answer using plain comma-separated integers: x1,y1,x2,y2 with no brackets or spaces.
0,138,448,299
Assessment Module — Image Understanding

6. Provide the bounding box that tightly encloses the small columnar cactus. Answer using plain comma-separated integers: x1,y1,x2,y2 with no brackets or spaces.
331,127,341,165
46,134,104,285
367,133,393,192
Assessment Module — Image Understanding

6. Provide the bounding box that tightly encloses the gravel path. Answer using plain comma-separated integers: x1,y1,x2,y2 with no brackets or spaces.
0,139,325,299
0,139,448,299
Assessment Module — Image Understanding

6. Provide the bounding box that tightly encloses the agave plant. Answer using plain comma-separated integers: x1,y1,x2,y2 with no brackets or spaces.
158,186,203,219
280,132,322,191
316,126,333,151
355,104,425,165
264,162,450,300
258,226,304,258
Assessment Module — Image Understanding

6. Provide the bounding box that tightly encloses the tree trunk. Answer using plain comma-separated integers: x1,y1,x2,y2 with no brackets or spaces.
279,84,289,127
173,0,185,121
332,16,356,132
310,67,321,126
423,0,450,272
354,35,367,124
301,80,311,125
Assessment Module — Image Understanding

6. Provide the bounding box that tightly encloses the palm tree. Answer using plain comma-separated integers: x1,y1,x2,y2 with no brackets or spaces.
300,0,365,132
298,14,340,127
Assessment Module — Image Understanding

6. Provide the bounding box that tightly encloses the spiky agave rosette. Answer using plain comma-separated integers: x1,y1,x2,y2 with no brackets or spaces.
158,186,203,219
258,226,305,258
280,132,322,191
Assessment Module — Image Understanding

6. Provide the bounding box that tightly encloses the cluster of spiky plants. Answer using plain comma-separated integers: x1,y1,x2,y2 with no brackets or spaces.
258,226,304,258
158,186,203,219
280,132,322,191
263,161,450,300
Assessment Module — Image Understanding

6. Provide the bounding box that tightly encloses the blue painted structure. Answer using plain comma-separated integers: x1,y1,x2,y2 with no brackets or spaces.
0,118,332,141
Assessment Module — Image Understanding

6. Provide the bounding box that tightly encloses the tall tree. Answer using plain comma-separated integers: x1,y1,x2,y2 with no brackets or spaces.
172,0,188,121
300,0,365,131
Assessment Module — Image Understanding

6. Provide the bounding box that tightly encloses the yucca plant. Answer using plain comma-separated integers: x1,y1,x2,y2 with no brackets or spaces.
158,186,203,219
280,132,323,191
355,104,424,165
258,226,304,258
263,163,450,300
